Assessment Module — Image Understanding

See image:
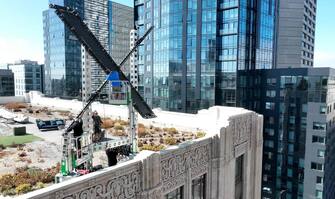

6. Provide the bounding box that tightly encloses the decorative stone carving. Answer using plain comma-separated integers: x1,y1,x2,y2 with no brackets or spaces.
191,165,208,179
149,189,162,199
140,186,162,199
55,191,64,199
60,165,141,199
231,114,252,146
162,173,186,193
161,143,210,193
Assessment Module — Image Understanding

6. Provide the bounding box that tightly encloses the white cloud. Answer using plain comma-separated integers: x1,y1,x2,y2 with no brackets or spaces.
0,37,44,65
314,51,335,68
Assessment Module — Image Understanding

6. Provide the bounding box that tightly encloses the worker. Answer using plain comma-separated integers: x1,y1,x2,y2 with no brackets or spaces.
92,110,103,142
105,148,118,166
72,118,83,157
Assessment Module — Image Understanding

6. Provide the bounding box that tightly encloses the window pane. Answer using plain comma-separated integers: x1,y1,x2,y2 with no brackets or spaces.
192,174,206,199
165,186,183,199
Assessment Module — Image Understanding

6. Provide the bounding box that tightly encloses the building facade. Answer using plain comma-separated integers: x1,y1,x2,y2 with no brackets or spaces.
0,69,14,96
108,1,134,74
134,0,276,113
22,105,263,199
274,0,317,68
130,29,140,92
8,60,44,96
238,67,335,199
44,0,126,100
80,0,109,131
81,0,109,100
43,0,83,98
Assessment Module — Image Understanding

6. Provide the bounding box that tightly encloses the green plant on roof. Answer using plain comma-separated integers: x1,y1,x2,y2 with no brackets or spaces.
196,131,206,138
164,137,177,145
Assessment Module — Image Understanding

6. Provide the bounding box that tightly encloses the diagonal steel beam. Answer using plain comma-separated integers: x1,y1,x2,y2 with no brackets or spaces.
50,4,156,119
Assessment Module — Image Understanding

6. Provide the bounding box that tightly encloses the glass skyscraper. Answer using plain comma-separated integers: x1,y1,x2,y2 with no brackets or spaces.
44,0,132,100
238,67,335,199
135,0,275,113
108,2,133,74
43,0,83,98
134,1,329,199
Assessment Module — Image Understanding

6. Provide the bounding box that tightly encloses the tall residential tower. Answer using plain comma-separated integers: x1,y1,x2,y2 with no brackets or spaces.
275,0,317,68
108,1,134,74
238,67,334,199
43,0,133,100
43,0,83,98
134,0,276,113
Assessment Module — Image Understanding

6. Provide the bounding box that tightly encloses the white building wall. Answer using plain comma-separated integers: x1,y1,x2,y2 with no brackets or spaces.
304,102,328,199
8,61,43,96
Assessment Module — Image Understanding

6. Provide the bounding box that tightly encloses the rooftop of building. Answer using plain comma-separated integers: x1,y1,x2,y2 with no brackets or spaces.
8,60,39,66
0,69,13,76
11,91,262,198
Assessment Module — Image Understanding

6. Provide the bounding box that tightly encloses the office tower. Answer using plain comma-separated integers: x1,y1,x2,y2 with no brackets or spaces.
108,1,134,74
134,0,276,113
275,0,317,68
0,64,9,70
43,0,83,98
238,67,335,199
130,29,139,91
44,0,134,100
8,60,44,96
80,0,109,131
81,0,109,99
0,69,14,96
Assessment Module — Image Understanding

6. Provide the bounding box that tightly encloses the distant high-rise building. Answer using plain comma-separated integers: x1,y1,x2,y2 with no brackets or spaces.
238,67,334,199
130,29,139,92
43,0,83,98
44,0,133,101
0,69,14,96
81,0,109,98
0,64,9,70
80,0,109,130
275,0,317,68
135,0,276,113
108,1,133,74
8,60,44,96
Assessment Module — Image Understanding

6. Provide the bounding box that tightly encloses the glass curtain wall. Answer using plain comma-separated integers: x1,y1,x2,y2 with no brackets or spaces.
43,0,83,98
216,0,239,106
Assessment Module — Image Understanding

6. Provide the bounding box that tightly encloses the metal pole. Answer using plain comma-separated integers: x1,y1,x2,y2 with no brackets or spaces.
128,83,138,153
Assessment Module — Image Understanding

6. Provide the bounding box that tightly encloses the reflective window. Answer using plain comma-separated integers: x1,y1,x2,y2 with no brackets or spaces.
264,140,274,148
287,169,293,177
317,149,325,158
311,162,324,171
320,106,326,114
316,176,323,185
315,190,323,199
266,90,276,97
312,135,325,144
265,102,275,110
192,174,206,199
265,128,274,136
313,122,326,131
165,186,183,199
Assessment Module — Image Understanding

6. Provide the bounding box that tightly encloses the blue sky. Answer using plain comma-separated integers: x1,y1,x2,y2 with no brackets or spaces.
0,0,334,67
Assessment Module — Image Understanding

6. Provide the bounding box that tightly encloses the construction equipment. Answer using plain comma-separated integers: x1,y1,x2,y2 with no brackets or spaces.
49,4,155,182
